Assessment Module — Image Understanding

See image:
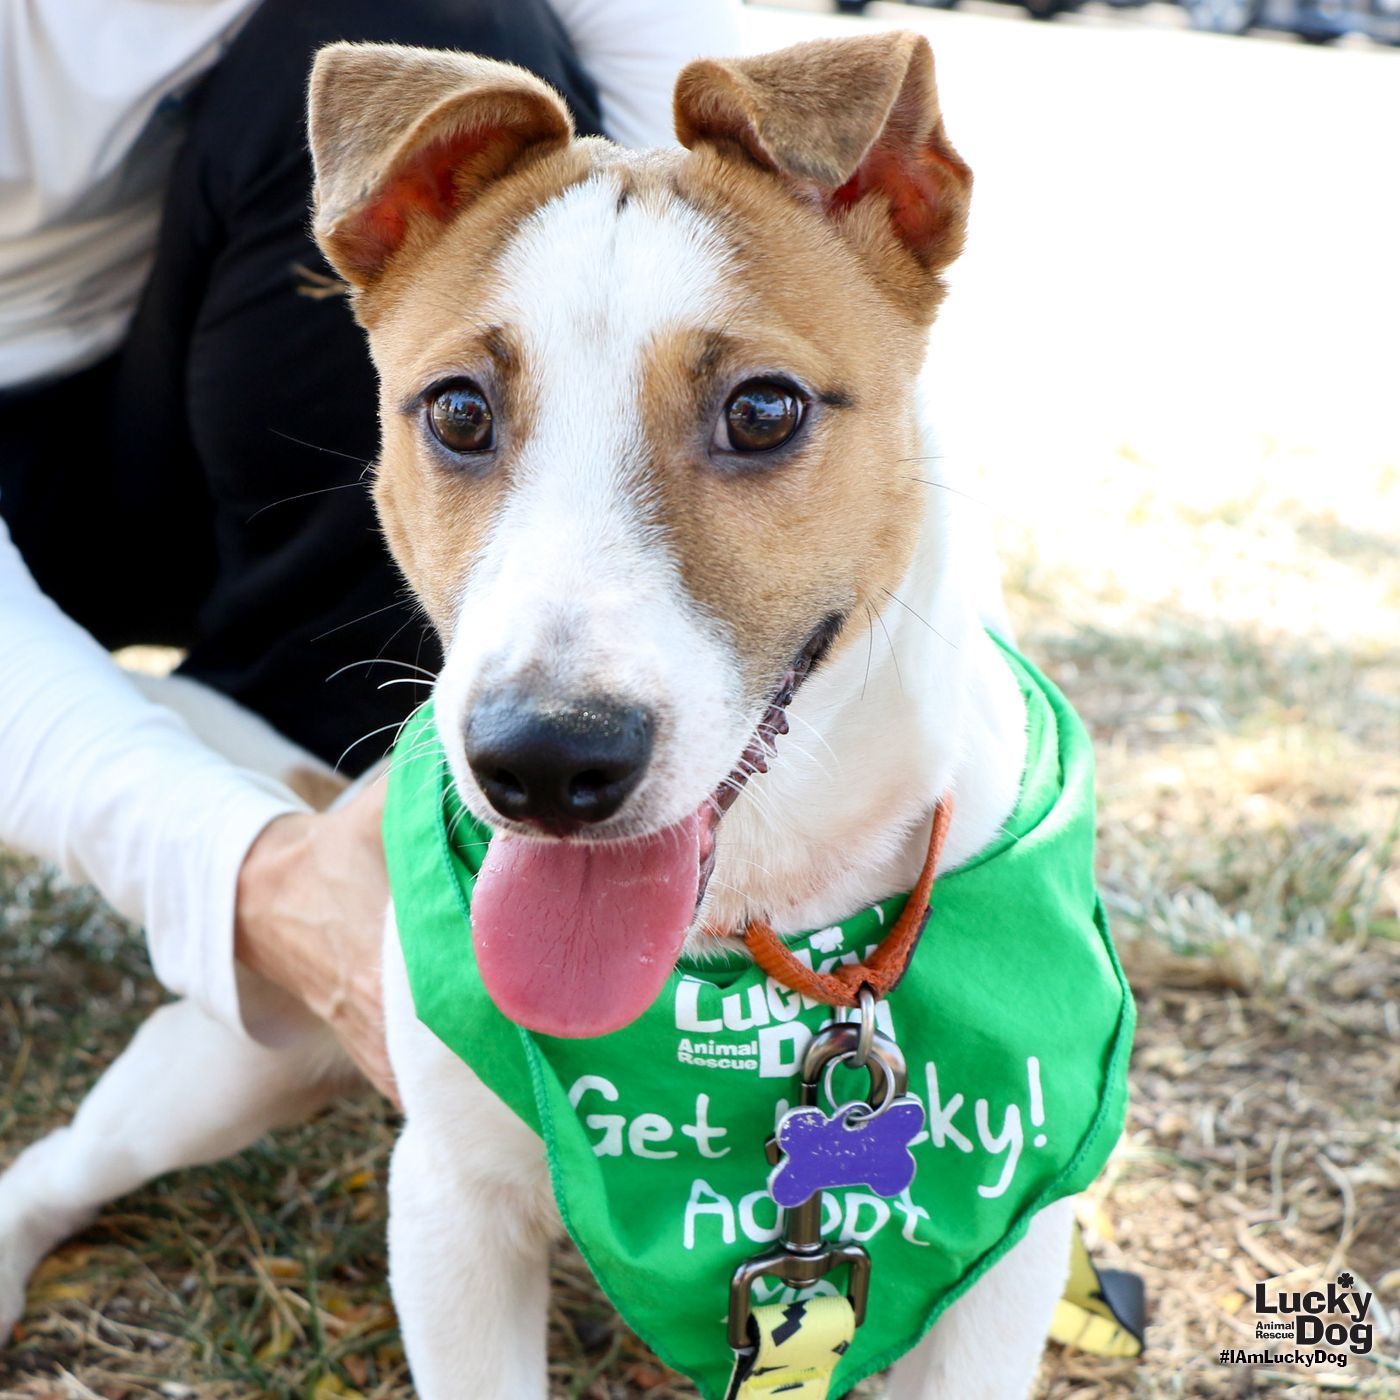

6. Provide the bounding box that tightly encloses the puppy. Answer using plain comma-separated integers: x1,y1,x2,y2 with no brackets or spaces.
1,33,1131,1398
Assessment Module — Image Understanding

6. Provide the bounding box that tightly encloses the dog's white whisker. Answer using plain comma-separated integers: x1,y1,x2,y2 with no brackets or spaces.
324,656,438,685
333,720,407,772
785,712,841,772
700,876,749,900
337,699,437,776
861,602,877,702
872,603,905,695
445,802,479,846
243,478,370,525
310,599,414,645
767,738,825,780
266,425,376,471
879,586,958,651
409,759,452,801
711,854,775,878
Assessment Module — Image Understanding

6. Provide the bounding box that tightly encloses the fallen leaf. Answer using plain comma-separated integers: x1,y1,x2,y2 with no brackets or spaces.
310,1375,366,1400
256,1320,294,1363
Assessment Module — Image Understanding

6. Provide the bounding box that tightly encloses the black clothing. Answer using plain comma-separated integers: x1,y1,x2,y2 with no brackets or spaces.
0,0,602,770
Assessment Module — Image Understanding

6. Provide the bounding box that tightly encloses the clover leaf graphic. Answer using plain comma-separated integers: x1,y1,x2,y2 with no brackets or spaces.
1337,1271,1356,1289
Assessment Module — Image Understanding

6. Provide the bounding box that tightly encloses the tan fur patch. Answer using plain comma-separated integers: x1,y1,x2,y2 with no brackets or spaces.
361,142,595,636
634,149,931,701
314,35,968,716
284,765,351,812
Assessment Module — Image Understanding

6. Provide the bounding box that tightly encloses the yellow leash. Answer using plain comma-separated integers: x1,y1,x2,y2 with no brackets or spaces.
725,1296,856,1400
726,1223,1144,1398
1049,1222,1145,1359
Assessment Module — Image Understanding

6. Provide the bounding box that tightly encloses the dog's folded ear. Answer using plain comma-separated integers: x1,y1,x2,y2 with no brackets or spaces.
674,32,971,311
308,43,573,289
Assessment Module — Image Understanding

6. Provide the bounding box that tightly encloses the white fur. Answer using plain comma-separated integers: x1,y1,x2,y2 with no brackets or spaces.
0,175,1070,1400
127,671,340,792
703,452,1028,940
434,173,749,841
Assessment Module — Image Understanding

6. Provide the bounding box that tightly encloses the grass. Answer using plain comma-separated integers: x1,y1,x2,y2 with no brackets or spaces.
2,427,1397,1397
1003,431,1400,1398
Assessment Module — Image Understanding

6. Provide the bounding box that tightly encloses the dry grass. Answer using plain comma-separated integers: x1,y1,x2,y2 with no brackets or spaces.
3,394,1398,1399
9,0,1398,1390
1004,430,1400,1398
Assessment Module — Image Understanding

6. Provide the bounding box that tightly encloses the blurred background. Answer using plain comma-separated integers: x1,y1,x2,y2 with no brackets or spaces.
765,3,1400,1396
760,2,1399,1397
2,1,1396,1396
825,0,1400,42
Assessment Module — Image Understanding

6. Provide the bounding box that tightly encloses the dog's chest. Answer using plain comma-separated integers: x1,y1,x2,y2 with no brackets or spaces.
382,647,1133,1398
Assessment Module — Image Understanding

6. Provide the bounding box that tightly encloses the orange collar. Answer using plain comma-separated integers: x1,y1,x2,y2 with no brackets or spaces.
742,800,952,1006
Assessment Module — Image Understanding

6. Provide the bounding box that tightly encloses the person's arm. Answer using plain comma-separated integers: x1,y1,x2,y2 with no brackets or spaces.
0,0,268,388
234,784,398,1099
0,514,396,1096
546,0,743,150
0,514,297,1029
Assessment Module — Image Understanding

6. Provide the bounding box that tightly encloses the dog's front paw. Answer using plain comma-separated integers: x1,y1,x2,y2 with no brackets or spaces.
0,1252,26,1344
0,1133,93,1345
0,1211,48,1344
0,1210,77,1347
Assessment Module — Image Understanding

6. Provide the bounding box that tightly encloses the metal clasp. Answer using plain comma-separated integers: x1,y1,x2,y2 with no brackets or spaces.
726,1008,907,1350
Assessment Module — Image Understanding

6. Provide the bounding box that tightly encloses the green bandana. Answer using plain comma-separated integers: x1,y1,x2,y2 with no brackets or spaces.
383,643,1133,1400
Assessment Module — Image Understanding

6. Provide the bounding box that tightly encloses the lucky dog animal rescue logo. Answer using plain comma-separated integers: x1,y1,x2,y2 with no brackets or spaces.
1219,1272,1374,1367
673,931,900,1078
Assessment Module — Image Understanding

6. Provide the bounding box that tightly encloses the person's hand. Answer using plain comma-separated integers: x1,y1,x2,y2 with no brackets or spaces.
234,780,399,1105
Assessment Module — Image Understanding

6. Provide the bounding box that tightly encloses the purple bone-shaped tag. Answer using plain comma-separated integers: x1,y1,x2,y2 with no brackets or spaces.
768,1097,926,1209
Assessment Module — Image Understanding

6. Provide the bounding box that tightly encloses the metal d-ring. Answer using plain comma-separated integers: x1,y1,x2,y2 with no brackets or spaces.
820,1049,896,1124
850,985,877,1070
799,1019,908,1116
730,1016,907,1351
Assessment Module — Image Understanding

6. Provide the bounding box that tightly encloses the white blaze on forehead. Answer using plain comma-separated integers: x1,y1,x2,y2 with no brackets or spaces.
466,170,734,673
494,171,730,558
478,169,732,646
435,170,748,829
498,169,733,375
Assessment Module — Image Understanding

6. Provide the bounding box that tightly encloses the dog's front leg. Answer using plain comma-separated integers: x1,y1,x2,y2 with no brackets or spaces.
885,1196,1074,1400
383,921,557,1398
0,998,349,1341
388,1112,553,1398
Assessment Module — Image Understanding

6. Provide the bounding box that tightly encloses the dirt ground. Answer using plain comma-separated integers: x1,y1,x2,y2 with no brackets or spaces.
2,2,1397,1398
3,435,1395,1399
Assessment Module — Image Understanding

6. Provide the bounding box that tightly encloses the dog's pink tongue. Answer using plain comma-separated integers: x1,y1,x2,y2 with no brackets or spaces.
471,814,702,1038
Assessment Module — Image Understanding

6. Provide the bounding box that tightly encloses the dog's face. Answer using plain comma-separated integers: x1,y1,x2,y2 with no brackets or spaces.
309,34,971,1037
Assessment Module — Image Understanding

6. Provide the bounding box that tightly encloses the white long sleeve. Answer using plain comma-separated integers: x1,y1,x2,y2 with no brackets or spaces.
0,514,301,1038
547,0,743,150
0,0,262,387
0,0,740,388
0,0,743,1037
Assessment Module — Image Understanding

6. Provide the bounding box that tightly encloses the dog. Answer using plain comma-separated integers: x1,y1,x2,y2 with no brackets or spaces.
0,32,1125,1397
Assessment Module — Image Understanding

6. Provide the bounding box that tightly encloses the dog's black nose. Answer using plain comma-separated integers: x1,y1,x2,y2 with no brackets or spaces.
464,693,653,831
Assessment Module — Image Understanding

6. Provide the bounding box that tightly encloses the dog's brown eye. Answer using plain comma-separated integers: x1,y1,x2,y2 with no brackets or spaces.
720,380,803,453
428,381,494,454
